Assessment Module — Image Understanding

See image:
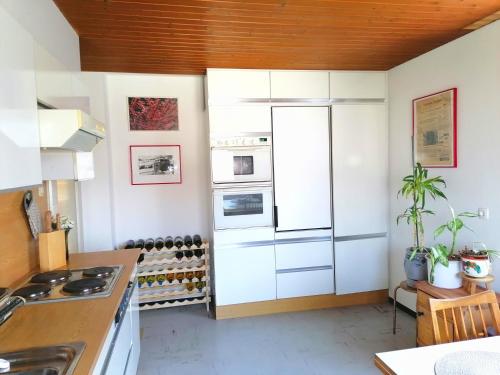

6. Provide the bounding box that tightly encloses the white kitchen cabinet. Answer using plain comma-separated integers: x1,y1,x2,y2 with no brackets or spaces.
125,284,140,375
330,71,386,99
207,69,270,100
272,106,332,232
334,237,388,295
214,245,276,306
270,71,329,99
209,105,271,134
277,268,334,299
332,104,388,237
0,7,42,190
275,241,333,270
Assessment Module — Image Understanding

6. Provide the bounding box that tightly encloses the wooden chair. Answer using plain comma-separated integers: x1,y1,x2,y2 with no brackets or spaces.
429,290,500,344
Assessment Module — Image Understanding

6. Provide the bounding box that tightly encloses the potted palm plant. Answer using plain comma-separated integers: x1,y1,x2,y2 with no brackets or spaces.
397,163,447,287
428,207,477,288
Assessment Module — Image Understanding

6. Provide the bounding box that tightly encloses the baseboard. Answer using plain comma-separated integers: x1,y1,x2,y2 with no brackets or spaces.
388,296,417,318
215,289,388,320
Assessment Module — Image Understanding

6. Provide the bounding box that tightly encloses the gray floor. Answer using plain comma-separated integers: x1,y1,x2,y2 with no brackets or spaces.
138,303,415,375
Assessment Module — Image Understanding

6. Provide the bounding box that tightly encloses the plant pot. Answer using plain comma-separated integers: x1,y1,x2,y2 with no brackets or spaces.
404,248,428,288
428,260,463,289
462,255,491,278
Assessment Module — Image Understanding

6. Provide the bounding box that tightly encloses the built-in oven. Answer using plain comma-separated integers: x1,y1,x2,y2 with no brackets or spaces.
211,135,272,184
213,186,274,230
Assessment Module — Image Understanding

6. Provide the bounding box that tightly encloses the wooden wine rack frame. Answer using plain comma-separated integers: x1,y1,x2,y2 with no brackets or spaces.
137,241,211,313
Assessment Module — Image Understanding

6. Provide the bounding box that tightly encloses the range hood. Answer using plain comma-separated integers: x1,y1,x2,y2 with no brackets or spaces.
38,109,105,152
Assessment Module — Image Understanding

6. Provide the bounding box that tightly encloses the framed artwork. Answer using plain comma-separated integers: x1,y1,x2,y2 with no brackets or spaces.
128,97,178,131
129,145,182,185
413,88,457,168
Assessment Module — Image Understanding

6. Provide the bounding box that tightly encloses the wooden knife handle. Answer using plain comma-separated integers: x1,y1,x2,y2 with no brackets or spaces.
44,211,52,233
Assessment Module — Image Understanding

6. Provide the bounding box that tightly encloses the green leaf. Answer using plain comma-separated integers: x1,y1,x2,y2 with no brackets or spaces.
434,224,447,238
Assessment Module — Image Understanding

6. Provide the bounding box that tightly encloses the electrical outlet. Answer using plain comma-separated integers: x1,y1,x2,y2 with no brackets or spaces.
478,208,489,220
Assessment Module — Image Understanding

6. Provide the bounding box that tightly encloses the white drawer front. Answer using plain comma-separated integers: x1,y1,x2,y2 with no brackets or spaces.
275,241,333,270
330,71,386,99
277,268,334,299
270,71,330,99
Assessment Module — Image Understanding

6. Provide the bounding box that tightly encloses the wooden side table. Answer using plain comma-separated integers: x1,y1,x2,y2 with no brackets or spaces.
461,273,495,294
393,280,417,335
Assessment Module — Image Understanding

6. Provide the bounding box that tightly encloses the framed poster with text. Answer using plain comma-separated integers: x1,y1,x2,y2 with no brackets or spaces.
413,88,457,168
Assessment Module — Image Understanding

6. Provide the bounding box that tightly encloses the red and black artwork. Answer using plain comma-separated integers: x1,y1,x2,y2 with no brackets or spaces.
128,97,179,131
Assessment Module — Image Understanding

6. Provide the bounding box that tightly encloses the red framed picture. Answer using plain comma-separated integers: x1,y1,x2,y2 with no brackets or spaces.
128,97,179,131
129,145,182,185
413,88,457,168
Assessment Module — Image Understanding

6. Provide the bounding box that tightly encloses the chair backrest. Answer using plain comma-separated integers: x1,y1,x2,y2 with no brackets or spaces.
429,290,500,344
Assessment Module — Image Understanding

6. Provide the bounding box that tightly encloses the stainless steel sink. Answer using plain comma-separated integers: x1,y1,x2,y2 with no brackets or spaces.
0,343,85,375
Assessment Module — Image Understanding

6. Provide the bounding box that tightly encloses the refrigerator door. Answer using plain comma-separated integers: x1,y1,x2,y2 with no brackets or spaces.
272,106,332,232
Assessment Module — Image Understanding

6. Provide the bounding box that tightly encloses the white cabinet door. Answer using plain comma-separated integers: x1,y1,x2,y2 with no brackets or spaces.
209,105,271,134
0,7,42,190
270,71,329,99
332,104,388,237
275,241,333,270
277,268,334,299
330,71,386,99
207,69,270,100
214,245,276,306
272,106,331,232
335,237,388,295
125,284,140,375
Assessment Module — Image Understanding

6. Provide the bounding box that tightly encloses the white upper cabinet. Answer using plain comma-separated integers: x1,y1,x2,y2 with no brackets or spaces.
330,71,386,99
209,105,271,134
270,71,329,99
207,69,270,100
0,7,42,190
332,103,388,237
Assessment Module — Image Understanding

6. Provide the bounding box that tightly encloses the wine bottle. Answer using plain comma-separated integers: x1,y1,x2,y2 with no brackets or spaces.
165,236,174,249
184,250,193,259
154,237,165,250
135,239,145,250
193,234,202,248
124,240,135,249
184,235,193,248
175,251,184,260
174,236,184,249
144,238,155,251
194,248,203,258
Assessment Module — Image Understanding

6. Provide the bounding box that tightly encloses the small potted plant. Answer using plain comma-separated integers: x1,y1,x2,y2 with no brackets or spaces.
397,163,447,287
428,207,477,288
460,244,499,278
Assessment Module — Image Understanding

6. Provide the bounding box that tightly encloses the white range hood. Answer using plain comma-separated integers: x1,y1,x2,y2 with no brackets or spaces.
38,109,105,152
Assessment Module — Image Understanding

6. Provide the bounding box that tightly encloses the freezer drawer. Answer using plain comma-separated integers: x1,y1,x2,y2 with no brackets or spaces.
277,268,334,299
334,237,388,295
214,245,276,306
272,106,332,232
275,241,333,270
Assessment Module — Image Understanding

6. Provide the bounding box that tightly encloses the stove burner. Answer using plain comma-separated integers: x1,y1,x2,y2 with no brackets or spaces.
13,284,51,301
82,267,115,279
62,278,106,296
31,270,72,285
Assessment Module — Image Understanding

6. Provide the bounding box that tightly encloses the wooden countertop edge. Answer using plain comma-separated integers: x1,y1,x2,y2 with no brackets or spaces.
0,249,141,375
374,354,396,375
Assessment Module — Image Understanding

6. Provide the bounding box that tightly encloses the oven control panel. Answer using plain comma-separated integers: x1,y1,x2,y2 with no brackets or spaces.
211,136,272,147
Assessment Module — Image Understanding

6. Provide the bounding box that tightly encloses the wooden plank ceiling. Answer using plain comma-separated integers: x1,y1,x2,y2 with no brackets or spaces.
54,0,500,75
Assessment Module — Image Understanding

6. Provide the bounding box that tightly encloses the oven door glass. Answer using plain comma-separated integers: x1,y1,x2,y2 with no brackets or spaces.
214,188,273,230
212,147,272,184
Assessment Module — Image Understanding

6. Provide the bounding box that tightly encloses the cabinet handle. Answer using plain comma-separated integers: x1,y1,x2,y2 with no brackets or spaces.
274,206,279,228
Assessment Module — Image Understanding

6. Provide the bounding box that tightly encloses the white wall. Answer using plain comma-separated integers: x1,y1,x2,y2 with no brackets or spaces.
388,21,500,310
104,73,210,247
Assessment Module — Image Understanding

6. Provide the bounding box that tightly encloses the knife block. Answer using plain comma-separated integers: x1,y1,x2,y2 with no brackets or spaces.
38,230,67,271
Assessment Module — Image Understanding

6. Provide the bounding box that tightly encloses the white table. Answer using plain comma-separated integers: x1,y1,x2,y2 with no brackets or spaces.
374,336,500,374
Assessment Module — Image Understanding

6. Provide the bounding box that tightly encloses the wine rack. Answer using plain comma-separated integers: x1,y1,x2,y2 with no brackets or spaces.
136,240,211,313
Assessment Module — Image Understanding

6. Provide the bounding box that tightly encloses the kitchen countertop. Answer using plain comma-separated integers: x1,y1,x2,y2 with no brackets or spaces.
0,249,141,375
374,336,500,374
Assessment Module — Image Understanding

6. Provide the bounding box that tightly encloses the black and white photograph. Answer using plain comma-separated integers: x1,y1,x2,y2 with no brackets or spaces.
129,145,182,185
